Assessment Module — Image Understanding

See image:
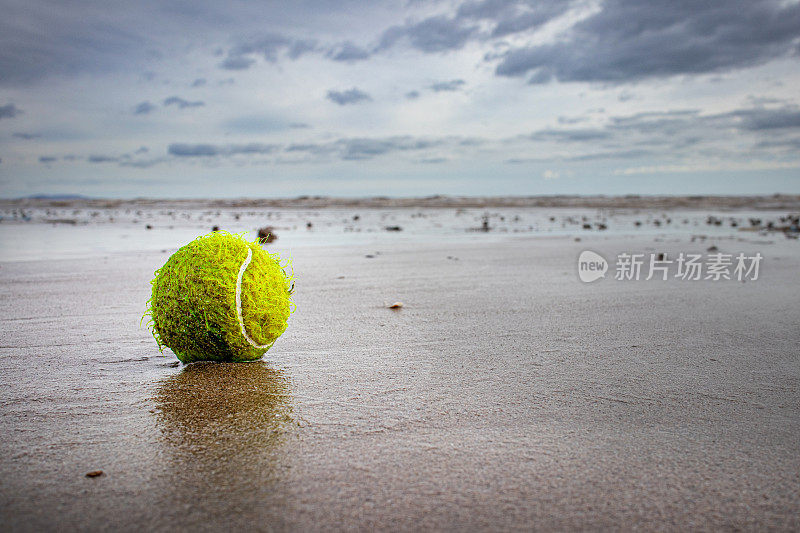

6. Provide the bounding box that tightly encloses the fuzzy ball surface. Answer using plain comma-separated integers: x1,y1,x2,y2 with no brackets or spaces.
147,231,293,363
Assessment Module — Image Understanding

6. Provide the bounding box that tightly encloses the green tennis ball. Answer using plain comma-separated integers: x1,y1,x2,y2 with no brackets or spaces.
146,231,293,363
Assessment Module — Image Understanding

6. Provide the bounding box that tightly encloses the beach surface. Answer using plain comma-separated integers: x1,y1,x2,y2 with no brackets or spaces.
1,202,799,531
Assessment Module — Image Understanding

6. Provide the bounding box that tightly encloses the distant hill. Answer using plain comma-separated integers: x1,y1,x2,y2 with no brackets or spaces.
24,194,91,200
3,194,800,211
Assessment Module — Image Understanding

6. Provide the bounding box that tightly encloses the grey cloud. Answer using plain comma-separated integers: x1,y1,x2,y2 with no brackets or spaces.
0,0,568,87
38,156,57,163
608,110,702,134
527,69,551,84
405,90,420,99
501,109,709,161
133,101,156,115
337,136,443,160
284,135,446,161
457,0,571,37
0,1,569,87
495,0,800,83
191,78,207,87
328,42,371,62
287,143,322,152
529,128,611,142
134,146,149,154
599,106,800,144
379,15,478,53
746,95,792,107
456,0,517,20
13,132,41,139
517,105,800,162
0,104,22,119
0,0,291,86
326,88,371,105
289,122,310,129
287,39,319,59
430,79,465,92
491,5,569,37
340,138,395,160
229,143,280,155
551,110,705,147
168,143,279,157
557,116,588,125
169,143,219,156
755,138,800,150
491,11,552,37
0,2,147,85
224,114,297,134
735,108,800,130
230,34,291,62
163,96,205,109
220,55,256,70
285,143,337,156
88,155,118,163
221,34,318,70
340,136,442,160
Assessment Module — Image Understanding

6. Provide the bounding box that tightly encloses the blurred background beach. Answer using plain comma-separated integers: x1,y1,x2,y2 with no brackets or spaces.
2,194,799,261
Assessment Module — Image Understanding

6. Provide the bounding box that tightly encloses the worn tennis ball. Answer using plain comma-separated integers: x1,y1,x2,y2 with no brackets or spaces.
146,231,293,363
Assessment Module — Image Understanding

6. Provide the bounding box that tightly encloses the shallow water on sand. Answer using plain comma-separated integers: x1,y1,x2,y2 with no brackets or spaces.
0,204,781,261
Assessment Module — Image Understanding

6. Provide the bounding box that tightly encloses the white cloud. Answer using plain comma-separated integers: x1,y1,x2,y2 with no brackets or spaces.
543,169,560,179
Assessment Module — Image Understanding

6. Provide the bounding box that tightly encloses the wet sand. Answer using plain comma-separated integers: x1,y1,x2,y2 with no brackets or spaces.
1,233,799,531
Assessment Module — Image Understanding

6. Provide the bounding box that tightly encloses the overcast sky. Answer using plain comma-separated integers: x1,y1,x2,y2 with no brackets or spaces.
1,0,799,198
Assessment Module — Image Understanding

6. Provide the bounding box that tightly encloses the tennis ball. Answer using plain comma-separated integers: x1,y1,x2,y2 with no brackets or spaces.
146,231,293,363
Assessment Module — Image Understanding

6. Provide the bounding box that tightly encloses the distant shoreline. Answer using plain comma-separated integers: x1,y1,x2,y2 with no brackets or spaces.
3,194,800,210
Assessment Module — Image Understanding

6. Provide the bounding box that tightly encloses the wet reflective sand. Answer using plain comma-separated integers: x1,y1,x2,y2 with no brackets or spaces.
152,362,294,525
1,234,799,531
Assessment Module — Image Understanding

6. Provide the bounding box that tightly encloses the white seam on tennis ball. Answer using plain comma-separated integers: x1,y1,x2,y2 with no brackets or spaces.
235,247,272,349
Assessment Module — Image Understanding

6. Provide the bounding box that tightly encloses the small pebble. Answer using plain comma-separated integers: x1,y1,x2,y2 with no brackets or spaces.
86,470,104,478
388,302,403,309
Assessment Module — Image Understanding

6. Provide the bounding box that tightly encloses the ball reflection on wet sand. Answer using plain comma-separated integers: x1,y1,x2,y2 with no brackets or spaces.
152,362,295,514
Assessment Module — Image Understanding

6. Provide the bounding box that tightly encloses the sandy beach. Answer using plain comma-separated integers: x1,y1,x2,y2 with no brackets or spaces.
1,201,799,531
